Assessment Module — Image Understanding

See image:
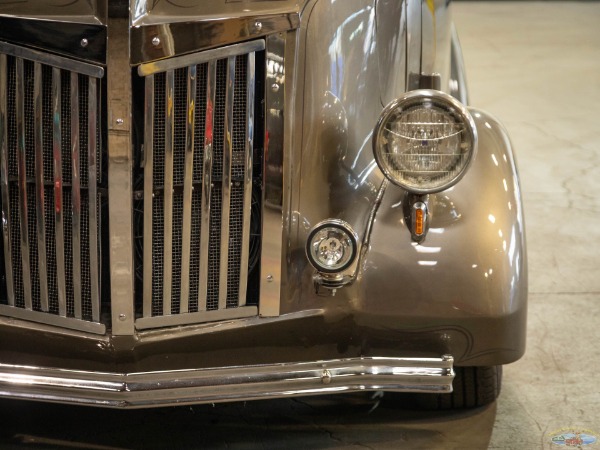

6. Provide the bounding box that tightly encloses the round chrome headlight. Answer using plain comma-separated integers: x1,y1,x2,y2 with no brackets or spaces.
306,220,358,274
373,90,477,194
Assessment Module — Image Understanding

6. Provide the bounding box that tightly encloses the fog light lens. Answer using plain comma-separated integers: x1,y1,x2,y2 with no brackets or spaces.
306,220,358,273
373,90,477,194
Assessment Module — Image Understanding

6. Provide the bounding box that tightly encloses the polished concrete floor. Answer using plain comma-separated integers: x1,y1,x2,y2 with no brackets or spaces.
1,2,600,449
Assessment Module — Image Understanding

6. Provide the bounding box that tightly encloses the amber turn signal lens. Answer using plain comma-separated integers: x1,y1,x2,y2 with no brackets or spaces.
411,201,428,239
415,209,424,236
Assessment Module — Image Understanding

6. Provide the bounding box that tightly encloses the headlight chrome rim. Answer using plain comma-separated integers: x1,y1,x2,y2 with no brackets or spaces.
306,219,358,274
373,89,478,194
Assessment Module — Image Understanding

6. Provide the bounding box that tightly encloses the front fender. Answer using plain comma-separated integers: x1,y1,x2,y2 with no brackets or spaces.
358,109,528,365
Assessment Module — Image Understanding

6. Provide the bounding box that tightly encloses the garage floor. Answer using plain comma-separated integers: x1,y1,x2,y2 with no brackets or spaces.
1,2,599,449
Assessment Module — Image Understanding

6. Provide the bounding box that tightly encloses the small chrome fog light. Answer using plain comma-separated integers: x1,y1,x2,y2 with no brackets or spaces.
306,220,358,273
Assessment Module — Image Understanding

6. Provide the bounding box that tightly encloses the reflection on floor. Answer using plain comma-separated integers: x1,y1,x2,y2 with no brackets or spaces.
1,2,599,449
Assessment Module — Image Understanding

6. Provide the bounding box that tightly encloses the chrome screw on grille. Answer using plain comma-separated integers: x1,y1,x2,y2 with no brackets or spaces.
119,314,127,321
254,21,263,32
152,37,161,47
267,275,274,282
80,38,89,48
271,83,280,93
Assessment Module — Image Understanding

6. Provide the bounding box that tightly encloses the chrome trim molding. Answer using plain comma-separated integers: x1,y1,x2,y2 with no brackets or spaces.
260,33,286,317
238,51,255,307
0,304,105,335
138,40,266,77
131,14,298,65
107,18,135,335
142,75,154,318
0,53,13,306
406,0,422,90
130,0,298,26
418,0,453,94
88,77,100,323
0,18,107,65
0,41,104,78
136,305,258,330
449,24,469,105
0,356,454,408
0,0,107,25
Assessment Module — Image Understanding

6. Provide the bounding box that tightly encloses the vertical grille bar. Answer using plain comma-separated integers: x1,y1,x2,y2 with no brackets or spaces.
34,62,49,312
238,52,255,307
0,54,14,306
163,70,175,315
52,67,66,317
88,77,100,322
180,65,197,314
143,75,154,317
16,58,32,310
218,56,236,310
70,72,81,318
198,60,216,312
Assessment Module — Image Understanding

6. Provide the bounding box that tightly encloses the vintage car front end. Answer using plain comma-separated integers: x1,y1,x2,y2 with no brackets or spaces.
0,0,526,409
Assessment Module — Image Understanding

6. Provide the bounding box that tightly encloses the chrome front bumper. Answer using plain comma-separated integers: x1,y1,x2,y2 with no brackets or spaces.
0,356,454,408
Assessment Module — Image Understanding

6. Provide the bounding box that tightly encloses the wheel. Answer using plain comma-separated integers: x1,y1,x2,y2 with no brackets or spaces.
387,366,503,410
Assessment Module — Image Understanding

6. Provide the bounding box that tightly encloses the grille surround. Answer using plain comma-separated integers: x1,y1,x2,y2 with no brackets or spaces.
0,42,104,334
136,40,264,329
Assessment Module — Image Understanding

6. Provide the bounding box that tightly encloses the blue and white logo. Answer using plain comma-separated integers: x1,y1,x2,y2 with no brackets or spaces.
550,429,598,447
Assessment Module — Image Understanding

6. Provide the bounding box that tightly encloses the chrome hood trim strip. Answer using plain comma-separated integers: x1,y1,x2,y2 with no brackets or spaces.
130,13,299,64
0,0,299,27
131,0,300,27
0,41,104,78
0,18,106,65
138,40,265,77
0,7,298,65
0,356,454,408
0,0,106,25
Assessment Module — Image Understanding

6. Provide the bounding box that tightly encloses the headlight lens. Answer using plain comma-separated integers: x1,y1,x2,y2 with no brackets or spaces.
373,90,477,194
306,220,358,273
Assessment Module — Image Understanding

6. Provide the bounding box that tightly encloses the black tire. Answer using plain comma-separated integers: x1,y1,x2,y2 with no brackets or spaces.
390,365,502,410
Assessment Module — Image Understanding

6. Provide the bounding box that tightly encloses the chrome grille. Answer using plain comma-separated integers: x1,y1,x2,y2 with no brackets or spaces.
137,40,263,329
0,43,105,334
